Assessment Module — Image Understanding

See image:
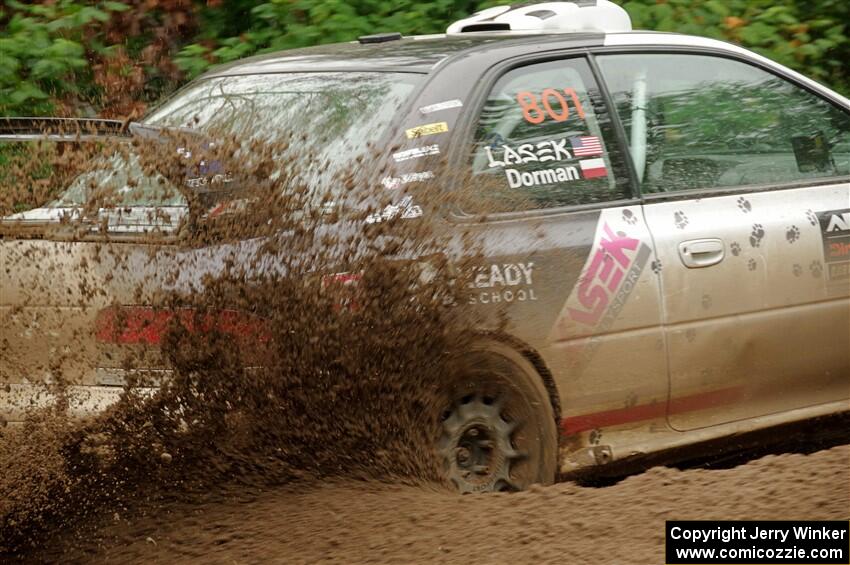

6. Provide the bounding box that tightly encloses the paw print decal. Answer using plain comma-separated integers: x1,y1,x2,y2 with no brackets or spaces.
701,294,712,309
651,259,663,274
730,242,742,257
748,258,757,271
685,328,697,343
736,197,752,213
674,211,689,230
810,260,823,279
622,209,638,225
786,225,800,244
792,264,803,277
589,428,603,445
806,209,818,226
749,224,765,248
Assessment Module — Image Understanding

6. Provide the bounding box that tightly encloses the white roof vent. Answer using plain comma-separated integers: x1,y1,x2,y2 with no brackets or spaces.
447,1,632,35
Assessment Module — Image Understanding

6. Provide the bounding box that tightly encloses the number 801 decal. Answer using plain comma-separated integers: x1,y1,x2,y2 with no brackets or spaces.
517,88,586,125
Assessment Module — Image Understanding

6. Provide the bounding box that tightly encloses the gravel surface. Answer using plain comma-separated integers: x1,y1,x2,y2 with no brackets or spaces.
31,443,849,564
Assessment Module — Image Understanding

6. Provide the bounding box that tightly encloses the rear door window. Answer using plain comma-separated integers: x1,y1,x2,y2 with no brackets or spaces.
596,53,850,193
466,58,631,212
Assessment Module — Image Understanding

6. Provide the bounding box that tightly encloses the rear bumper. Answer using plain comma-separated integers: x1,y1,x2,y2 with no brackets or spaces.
1,383,156,424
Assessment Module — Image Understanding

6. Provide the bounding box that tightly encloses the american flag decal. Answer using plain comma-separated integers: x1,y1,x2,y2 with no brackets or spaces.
570,136,603,157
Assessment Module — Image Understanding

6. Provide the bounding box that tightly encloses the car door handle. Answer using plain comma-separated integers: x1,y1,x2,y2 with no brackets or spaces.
678,238,725,268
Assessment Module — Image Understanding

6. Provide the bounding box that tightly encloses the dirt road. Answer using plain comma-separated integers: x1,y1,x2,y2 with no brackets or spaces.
31,443,848,564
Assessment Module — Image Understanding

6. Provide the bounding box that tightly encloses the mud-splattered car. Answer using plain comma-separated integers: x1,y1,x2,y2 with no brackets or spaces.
2,0,849,493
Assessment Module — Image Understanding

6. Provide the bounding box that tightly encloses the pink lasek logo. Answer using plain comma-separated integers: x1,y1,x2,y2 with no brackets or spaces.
568,223,639,326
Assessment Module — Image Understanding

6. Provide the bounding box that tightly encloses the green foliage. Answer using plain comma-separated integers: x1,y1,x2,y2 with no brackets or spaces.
0,1,129,116
174,0,483,74
173,0,848,96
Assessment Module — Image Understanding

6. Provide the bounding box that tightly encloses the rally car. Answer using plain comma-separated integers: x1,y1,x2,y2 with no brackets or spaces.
2,0,848,492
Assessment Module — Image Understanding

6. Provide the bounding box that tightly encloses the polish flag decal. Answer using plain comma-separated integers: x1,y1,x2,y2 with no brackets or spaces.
580,158,608,179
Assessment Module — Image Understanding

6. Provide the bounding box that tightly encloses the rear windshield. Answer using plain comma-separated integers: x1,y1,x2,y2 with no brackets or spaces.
31,72,420,213
145,71,422,174
51,151,184,209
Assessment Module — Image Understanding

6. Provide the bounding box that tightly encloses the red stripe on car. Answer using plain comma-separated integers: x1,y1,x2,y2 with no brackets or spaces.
561,386,745,434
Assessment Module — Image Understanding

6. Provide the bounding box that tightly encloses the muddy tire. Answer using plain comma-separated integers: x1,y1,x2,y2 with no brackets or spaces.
435,340,558,493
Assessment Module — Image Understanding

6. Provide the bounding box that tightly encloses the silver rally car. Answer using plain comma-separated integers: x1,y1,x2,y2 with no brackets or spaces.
1,0,848,492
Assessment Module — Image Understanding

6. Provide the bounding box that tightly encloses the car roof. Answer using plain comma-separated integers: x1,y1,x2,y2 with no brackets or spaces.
194,30,848,110
200,33,606,77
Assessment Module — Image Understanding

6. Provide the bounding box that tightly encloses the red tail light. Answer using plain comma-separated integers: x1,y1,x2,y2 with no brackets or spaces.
95,306,271,345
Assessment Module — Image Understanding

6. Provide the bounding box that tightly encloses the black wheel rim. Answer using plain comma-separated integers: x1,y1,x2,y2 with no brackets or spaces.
438,393,524,493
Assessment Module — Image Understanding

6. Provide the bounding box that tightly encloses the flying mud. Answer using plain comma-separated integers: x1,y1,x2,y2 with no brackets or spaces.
0,122,847,564
0,123,494,553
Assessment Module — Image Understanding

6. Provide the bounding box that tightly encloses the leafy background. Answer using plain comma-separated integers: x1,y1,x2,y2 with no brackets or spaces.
0,0,848,118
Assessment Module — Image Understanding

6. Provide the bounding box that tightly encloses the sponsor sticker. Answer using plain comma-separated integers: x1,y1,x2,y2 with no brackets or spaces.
405,122,449,139
506,166,580,189
185,173,234,189
484,137,607,187
467,262,537,305
381,171,434,190
393,145,440,163
419,99,463,115
818,208,850,282
485,138,573,168
206,198,249,218
567,222,651,328
366,196,423,224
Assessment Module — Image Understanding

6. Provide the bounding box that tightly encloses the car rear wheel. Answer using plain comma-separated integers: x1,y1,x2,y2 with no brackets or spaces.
435,341,558,493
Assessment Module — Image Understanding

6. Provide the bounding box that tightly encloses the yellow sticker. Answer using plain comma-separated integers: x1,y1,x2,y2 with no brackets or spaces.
405,122,449,139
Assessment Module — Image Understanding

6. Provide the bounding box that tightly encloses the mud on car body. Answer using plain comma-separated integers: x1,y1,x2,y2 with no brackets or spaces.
2,0,849,492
